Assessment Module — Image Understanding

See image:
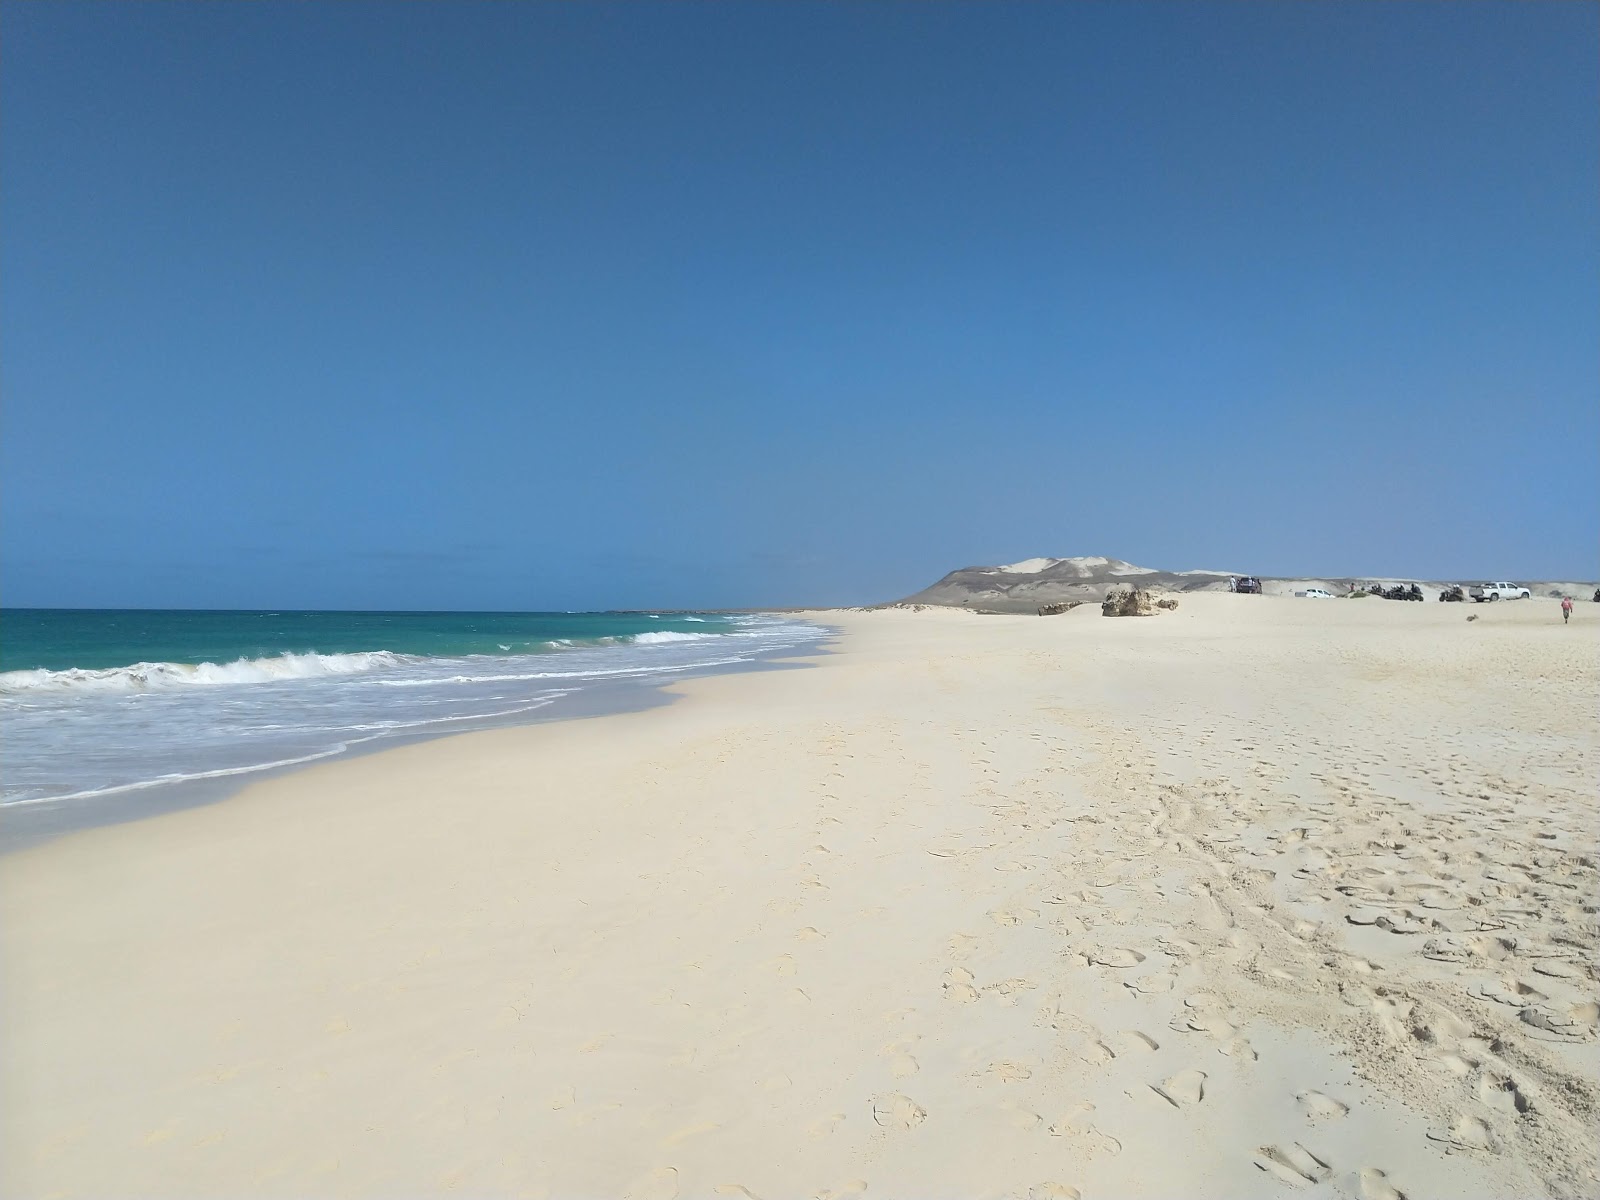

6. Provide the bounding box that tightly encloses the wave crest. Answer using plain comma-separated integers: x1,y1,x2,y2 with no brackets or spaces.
0,650,412,695
627,630,719,645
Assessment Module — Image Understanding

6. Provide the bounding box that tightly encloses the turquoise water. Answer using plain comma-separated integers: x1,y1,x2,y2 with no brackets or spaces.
0,609,737,674
0,608,826,808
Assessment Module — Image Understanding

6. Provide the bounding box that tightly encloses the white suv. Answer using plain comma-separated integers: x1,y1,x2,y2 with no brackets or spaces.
1469,582,1531,602
1296,587,1334,599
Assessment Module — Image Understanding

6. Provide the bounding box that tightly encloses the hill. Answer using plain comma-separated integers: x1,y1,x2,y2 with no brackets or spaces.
893,556,1594,612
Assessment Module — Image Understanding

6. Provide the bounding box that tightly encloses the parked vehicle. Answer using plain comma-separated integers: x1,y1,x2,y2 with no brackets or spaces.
1439,585,1465,602
1295,587,1333,599
1231,576,1263,594
1593,588,1599,603
1469,582,1531,602
1369,583,1422,601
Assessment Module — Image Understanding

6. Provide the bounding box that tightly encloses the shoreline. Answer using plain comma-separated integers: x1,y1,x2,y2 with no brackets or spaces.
0,620,837,854
3,596,1594,1197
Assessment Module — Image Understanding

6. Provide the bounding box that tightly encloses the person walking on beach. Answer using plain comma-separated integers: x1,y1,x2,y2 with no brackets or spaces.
1561,595,1573,624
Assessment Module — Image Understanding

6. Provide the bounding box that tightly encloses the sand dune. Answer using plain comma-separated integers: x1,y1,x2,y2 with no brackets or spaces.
3,595,1596,1197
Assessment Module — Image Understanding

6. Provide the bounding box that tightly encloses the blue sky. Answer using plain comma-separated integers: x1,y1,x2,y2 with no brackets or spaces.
3,2,1595,609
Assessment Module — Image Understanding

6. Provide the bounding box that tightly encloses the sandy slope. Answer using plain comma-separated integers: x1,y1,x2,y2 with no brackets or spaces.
3,596,1596,1198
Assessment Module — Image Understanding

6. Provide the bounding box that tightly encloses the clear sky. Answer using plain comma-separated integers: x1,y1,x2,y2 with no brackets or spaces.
3,2,1596,610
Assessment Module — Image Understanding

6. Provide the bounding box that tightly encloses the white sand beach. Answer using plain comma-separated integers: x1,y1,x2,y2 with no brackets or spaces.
3,595,1596,1198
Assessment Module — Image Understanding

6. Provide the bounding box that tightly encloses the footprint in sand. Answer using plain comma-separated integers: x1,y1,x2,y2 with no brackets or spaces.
871,1093,927,1130
1475,1073,1531,1115
1000,1101,1042,1130
1253,1143,1331,1186
889,1054,920,1079
987,977,1038,1001
1125,973,1176,996
1117,1030,1159,1054
986,1060,1032,1083
797,927,825,942
1089,948,1146,969
1048,1101,1097,1137
813,1182,867,1200
1358,1168,1408,1200
942,967,979,1004
623,1166,680,1200
1295,1090,1349,1120
771,954,797,977
714,1187,764,1200
1220,1036,1257,1061
1076,1040,1116,1065
1434,1052,1477,1078
947,933,981,958
1048,1102,1122,1157
1028,1186,1080,1200
1171,994,1237,1039
1150,1069,1206,1108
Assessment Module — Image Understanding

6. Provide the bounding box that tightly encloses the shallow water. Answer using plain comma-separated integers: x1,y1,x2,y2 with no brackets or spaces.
0,609,827,809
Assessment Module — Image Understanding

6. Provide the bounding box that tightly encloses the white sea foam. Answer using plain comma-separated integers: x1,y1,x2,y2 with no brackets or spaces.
0,629,746,697
0,650,411,695
0,616,830,809
0,746,356,806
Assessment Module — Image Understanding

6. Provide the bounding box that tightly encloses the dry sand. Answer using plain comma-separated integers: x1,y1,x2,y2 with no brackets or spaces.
3,594,1597,1198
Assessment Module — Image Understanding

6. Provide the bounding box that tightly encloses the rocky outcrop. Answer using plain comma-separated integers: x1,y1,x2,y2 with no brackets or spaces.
1155,597,1179,610
1101,586,1155,617
1037,601,1082,616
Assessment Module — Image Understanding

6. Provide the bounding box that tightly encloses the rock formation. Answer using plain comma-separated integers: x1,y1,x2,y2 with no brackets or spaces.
1102,586,1155,617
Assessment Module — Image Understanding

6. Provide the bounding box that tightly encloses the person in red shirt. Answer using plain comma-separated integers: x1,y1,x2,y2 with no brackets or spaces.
1561,595,1574,624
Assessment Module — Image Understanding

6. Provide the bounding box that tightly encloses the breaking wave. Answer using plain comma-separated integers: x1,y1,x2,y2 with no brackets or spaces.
0,614,831,810
0,651,413,695
0,630,741,695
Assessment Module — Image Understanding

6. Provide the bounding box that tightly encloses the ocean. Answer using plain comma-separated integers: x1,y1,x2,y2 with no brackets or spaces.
0,609,827,812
